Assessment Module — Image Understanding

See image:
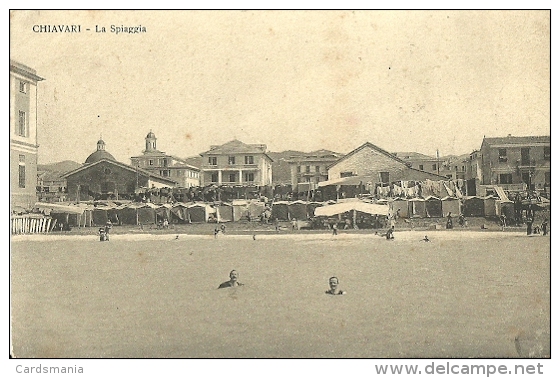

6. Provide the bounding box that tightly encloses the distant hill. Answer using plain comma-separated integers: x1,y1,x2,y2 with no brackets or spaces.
37,160,82,174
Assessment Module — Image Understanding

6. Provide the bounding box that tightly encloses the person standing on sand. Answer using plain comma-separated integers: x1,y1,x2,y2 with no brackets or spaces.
446,212,453,229
332,222,338,236
218,270,244,289
542,218,548,236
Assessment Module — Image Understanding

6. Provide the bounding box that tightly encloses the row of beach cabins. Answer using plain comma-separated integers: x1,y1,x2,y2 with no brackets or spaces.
11,194,531,234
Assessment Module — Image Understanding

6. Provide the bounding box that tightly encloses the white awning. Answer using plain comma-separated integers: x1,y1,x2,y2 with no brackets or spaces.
314,201,389,217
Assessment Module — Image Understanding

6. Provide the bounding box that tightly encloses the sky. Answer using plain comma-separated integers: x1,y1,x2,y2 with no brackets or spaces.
10,10,550,164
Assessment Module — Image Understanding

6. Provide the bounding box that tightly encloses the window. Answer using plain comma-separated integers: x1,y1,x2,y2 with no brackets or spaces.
19,81,26,93
149,159,154,166
432,164,437,171
18,155,25,188
163,159,168,167
228,173,236,182
211,173,218,182
297,166,301,173
498,149,507,163
521,148,530,165
208,157,217,165
245,156,254,164
380,172,390,184
340,171,354,178
499,174,513,184
228,156,236,165
305,166,311,173
419,164,424,171
315,177,321,184
17,111,26,136
245,172,254,182
544,146,551,160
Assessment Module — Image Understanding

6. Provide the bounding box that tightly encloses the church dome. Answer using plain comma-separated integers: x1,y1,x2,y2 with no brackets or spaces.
84,138,116,164
146,131,156,139
85,150,116,164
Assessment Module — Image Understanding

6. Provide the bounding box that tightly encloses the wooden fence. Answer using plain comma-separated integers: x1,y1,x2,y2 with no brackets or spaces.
11,216,53,235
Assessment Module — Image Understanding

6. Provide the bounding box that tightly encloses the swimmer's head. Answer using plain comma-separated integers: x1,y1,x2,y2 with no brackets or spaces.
329,276,339,290
229,270,238,282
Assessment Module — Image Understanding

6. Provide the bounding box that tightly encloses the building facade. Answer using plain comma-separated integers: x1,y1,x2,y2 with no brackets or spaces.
392,152,442,175
10,60,44,210
130,131,200,188
63,139,177,201
287,150,342,188
199,139,273,186
327,142,446,184
37,171,68,202
480,135,550,196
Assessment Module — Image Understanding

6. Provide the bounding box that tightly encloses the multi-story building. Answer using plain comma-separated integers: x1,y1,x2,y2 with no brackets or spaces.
479,135,550,196
10,60,44,210
37,171,68,202
327,142,446,184
199,139,273,186
287,150,342,189
392,152,442,175
130,131,200,188
465,150,483,196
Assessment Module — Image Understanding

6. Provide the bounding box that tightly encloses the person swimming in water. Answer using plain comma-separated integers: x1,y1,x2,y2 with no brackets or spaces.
218,270,244,289
422,235,430,242
325,276,346,295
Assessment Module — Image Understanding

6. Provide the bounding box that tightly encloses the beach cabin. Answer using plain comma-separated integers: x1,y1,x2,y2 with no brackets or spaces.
248,201,266,220
186,203,212,223
271,201,290,221
232,200,249,221
441,196,461,217
170,203,189,223
217,203,234,222
288,200,308,220
409,198,426,218
389,198,409,218
424,196,443,218
463,196,485,217
483,196,498,217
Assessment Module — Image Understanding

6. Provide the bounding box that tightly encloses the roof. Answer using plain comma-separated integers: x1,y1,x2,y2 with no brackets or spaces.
328,142,410,169
200,139,273,161
10,60,44,82
146,131,156,139
392,152,437,161
61,158,178,185
85,150,116,164
482,135,550,146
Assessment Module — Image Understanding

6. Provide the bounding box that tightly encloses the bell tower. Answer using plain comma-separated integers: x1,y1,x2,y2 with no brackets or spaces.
145,130,156,152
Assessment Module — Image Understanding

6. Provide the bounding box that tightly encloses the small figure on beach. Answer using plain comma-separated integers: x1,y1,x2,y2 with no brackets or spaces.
422,235,430,242
99,228,109,242
542,218,548,236
332,222,338,236
446,212,453,229
105,219,113,235
526,216,533,236
458,213,466,228
175,235,179,240
218,270,244,289
252,234,256,240
214,227,220,238
220,223,226,234
325,276,346,295
292,218,297,230
385,226,394,240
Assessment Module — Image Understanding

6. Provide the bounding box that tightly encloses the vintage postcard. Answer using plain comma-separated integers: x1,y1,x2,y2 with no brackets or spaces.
9,9,550,369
